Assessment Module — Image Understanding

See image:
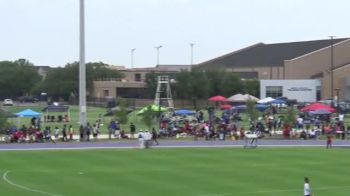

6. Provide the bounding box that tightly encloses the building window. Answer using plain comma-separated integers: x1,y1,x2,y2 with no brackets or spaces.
134,73,141,82
266,86,282,98
103,90,109,97
316,86,321,101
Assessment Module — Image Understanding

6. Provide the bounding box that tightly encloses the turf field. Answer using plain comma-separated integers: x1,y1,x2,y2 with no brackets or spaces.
0,148,349,196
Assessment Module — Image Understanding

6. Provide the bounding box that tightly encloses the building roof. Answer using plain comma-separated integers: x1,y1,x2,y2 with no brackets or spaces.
197,38,348,69
156,64,192,71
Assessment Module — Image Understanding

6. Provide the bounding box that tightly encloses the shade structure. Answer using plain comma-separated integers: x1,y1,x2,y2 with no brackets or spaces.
257,97,275,104
231,104,268,112
137,104,168,115
227,93,244,102
174,109,195,116
42,105,69,112
309,109,332,115
16,109,42,118
220,104,232,110
208,95,227,102
255,104,270,111
268,99,286,104
227,94,259,102
300,103,335,113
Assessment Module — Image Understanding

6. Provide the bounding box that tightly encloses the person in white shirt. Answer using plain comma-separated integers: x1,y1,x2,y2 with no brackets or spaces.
304,177,311,196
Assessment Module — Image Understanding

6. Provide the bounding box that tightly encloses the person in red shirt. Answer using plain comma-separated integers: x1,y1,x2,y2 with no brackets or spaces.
326,126,333,149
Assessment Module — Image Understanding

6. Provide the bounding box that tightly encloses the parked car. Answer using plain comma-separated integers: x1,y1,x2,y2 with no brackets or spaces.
17,96,39,103
2,99,14,106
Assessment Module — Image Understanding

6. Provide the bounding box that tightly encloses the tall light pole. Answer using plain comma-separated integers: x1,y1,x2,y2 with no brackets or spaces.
130,48,136,68
79,0,87,126
155,45,162,65
189,43,194,65
329,36,335,100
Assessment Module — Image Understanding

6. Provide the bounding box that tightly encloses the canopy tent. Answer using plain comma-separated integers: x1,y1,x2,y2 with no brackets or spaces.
208,95,227,102
227,93,244,102
300,103,335,113
16,109,42,118
309,109,332,115
227,94,259,102
174,109,195,116
268,99,286,104
42,104,70,122
137,104,168,115
220,104,232,110
258,97,275,104
231,104,269,112
42,105,69,112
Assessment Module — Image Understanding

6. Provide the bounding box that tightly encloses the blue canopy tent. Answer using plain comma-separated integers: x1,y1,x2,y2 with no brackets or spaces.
175,109,195,116
15,109,42,127
16,109,42,118
268,99,286,104
232,104,269,112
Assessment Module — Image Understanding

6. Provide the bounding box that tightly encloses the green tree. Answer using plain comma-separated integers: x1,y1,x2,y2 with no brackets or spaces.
40,62,123,100
0,111,10,134
188,70,210,109
246,99,260,124
144,72,158,98
206,69,225,96
243,79,260,97
284,106,296,128
218,73,242,97
172,70,191,99
114,97,129,130
0,59,41,98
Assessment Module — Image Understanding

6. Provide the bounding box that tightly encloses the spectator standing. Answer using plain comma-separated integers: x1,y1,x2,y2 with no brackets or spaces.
85,123,91,141
79,125,84,142
69,125,74,141
62,124,67,142
54,126,60,140
129,122,136,139
151,128,159,145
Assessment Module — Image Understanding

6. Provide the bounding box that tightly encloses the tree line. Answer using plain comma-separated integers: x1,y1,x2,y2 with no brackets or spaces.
0,59,123,100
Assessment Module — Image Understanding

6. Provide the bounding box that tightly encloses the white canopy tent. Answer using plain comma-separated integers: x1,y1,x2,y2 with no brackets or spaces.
227,93,259,102
257,97,275,104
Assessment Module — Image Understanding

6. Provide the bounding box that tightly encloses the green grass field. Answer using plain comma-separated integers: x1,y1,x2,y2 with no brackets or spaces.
0,148,349,196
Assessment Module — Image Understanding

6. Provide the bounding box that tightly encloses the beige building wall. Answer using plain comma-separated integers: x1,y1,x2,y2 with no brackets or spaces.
284,39,350,79
226,66,284,79
322,63,350,101
92,81,145,98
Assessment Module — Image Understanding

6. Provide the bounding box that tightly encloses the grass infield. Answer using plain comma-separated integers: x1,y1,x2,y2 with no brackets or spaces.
0,148,349,196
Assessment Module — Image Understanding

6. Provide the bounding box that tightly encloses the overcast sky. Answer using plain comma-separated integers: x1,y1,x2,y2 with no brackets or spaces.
1,0,349,67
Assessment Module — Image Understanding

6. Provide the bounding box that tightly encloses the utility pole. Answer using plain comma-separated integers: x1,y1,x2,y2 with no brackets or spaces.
329,36,335,100
130,48,136,68
189,43,194,65
155,45,162,65
79,0,87,126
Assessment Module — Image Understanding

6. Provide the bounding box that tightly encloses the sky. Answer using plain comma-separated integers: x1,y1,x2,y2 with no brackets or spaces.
0,0,349,68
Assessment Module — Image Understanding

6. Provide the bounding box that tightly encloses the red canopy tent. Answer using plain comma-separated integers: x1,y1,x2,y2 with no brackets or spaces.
208,96,227,102
300,103,336,113
220,104,232,110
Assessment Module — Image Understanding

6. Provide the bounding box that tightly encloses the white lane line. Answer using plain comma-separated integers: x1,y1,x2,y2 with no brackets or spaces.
0,144,349,151
2,171,62,196
199,185,350,196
